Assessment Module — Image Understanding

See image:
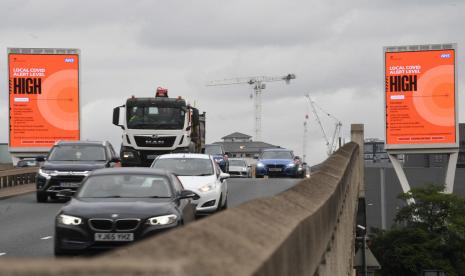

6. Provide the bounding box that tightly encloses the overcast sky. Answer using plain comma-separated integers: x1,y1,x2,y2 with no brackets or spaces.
1,0,464,165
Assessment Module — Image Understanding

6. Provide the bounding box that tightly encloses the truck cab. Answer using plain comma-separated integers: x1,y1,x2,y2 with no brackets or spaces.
113,87,205,167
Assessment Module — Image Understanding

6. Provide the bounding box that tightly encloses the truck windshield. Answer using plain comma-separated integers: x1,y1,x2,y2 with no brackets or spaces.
127,106,185,130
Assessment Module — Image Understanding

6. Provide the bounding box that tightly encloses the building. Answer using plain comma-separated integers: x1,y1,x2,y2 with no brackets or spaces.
213,132,280,158
0,143,12,164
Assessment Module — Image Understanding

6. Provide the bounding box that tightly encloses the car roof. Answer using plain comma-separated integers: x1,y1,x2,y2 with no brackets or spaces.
90,167,173,177
157,153,211,159
55,140,108,147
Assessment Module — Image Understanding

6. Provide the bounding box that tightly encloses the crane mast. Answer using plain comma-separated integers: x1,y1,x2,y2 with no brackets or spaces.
305,94,342,156
207,74,295,141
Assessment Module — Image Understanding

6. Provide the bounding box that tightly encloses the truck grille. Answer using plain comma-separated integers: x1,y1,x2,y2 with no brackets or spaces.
134,136,176,148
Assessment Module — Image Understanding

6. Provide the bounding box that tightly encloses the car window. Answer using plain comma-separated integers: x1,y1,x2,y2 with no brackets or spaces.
49,145,106,161
215,162,221,177
108,143,117,159
229,160,246,166
78,174,172,198
152,158,214,176
171,175,184,193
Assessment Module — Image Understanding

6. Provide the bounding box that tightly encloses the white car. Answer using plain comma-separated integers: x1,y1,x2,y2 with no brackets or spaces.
151,153,229,214
228,158,251,178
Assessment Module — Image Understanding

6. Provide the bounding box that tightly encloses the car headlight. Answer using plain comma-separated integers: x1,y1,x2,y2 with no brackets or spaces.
38,168,54,178
256,162,264,168
147,214,177,225
123,151,135,158
57,214,82,226
286,163,295,168
199,184,215,193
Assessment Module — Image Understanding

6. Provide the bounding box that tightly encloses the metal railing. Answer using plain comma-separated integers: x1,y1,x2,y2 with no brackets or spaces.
0,167,38,189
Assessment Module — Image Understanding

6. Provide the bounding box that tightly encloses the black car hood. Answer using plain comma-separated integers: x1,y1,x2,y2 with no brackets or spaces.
41,161,107,171
62,198,177,218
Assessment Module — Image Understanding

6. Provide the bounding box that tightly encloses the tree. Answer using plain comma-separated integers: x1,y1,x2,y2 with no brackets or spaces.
371,184,465,276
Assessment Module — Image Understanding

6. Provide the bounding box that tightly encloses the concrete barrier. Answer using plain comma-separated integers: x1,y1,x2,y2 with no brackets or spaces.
0,167,37,189
0,143,360,276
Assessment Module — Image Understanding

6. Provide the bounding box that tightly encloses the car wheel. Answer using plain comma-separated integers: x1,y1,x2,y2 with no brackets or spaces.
217,194,223,212
222,196,228,210
36,192,48,203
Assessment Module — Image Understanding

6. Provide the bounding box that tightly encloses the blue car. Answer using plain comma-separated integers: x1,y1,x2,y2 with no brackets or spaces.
255,149,303,178
204,144,229,173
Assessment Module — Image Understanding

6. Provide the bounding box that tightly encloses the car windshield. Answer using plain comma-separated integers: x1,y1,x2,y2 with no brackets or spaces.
78,174,172,198
127,105,185,130
229,160,246,167
152,158,214,176
204,145,223,155
260,151,293,159
48,145,106,161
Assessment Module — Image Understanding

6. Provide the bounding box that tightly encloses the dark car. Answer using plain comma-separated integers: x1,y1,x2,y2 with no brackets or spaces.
54,167,197,256
255,149,304,178
16,158,41,168
204,144,229,172
36,140,120,202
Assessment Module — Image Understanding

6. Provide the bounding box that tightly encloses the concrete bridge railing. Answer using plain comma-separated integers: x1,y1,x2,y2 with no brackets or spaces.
0,142,361,276
0,167,37,189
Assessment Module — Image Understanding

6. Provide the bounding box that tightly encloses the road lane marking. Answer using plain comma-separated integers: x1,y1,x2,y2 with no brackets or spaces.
0,253,6,256
40,236,53,240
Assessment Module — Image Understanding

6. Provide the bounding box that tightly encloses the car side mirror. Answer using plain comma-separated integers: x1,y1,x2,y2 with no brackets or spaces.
180,190,200,200
219,172,230,180
57,189,74,198
36,156,46,162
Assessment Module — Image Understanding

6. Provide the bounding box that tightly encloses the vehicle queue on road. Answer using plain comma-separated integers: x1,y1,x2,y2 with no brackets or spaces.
33,139,304,256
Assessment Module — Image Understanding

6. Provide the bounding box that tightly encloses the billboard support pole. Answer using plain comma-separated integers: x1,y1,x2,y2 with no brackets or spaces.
388,153,415,205
389,149,458,203
445,151,458,194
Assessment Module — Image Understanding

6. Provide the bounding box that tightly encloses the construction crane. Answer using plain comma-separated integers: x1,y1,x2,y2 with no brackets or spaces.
305,94,342,156
207,74,296,141
303,115,309,163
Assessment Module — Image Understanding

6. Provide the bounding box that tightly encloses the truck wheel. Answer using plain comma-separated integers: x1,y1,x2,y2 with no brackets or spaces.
36,192,48,203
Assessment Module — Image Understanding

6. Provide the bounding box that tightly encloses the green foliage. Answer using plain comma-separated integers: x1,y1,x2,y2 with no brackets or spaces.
371,184,465,276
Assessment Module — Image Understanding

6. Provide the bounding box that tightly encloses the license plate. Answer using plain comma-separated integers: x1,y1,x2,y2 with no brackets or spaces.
94,233,134,242
60,182,80,188
269,168,282,172
146,155,157,160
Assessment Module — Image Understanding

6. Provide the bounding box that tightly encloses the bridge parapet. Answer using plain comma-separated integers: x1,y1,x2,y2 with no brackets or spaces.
0,167,37,189
0,143,361,276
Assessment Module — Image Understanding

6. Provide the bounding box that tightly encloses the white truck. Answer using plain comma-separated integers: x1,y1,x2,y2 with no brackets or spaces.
112,87,206,167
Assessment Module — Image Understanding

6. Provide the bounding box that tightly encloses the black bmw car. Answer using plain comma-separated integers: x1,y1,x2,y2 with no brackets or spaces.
54,167,198,256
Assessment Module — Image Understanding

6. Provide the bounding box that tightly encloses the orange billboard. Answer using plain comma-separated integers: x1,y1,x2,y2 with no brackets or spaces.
8,52,80,149
385,47,457,149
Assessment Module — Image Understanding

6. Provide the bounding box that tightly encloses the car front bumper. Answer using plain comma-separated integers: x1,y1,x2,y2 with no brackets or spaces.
55,221,179,254
191,186,222,214
255,166,300,177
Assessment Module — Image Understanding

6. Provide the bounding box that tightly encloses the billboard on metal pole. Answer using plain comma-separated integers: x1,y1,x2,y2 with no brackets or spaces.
384,44,458,150
8,48,80,152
